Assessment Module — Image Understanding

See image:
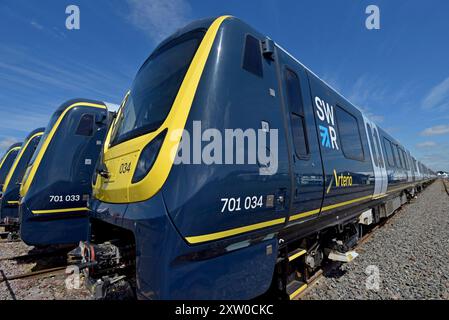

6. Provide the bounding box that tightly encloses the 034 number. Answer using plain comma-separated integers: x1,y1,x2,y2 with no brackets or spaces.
221,196,263,213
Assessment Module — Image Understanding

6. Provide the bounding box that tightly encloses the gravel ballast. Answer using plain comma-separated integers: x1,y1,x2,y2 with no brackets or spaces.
0,239,92,300
304,180,449,300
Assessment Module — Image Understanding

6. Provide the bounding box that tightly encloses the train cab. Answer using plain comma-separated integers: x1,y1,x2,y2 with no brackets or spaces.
19,99,118,246
0,142,22,194
0,128,44,226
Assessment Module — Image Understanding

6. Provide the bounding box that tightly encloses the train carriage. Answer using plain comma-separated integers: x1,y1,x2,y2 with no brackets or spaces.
74,16,435,300
0,142,22,193
0,128,44,226
19,99,118,246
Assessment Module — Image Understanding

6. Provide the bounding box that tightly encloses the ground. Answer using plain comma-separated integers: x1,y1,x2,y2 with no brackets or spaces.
0,237,92,300
304,180,449,300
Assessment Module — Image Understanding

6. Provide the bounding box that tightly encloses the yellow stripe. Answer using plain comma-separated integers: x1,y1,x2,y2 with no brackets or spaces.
321,195,373,212
290,195,372,222
20,102,107,197
0,147,20,170
289,208,321,222
289,183,419,222
185,217,285,244
289,283,307,300
2,132,44,193
288,249,306,262
7,201,19,205
186,182,423,244
32,207,89,215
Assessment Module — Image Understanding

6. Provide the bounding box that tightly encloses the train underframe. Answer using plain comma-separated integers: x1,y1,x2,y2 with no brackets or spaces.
69,181,432,300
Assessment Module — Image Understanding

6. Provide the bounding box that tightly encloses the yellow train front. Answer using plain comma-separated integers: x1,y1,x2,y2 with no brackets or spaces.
83,16,435,299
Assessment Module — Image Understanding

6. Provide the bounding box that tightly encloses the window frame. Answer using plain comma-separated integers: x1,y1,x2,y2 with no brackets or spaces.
75,113,95,137
241,34,264,78
335,105,365,162
383,137,395,167
283,67,310,159
366,124,378,167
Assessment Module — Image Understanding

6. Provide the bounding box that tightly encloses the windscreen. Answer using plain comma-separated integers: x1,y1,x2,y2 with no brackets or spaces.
26,110,63,169
110,30,205,146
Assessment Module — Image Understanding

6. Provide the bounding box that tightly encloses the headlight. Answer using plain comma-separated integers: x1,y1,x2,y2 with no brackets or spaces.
132,129,167,183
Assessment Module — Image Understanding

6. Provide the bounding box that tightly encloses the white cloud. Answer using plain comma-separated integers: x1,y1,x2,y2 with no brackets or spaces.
0,137,19,150
420,125,449,136
416,141,437,148
422,76,449,110
0,137,20,155
30,21,44,30
125,0,191,43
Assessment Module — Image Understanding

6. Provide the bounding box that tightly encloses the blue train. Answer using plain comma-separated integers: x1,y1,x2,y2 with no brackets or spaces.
0,128,44,229
18,99,117,246
67,16,435,299
0,142,22,192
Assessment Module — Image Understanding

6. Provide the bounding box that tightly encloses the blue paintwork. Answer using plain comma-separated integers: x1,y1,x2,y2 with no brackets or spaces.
19,99,110,246
89,17,435,300
0,142,22,190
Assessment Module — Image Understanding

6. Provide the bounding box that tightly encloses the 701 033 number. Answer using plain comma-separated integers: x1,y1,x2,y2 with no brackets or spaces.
49,195,81,203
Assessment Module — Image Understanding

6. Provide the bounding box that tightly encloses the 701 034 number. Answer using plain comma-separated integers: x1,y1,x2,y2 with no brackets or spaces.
221,196,263,213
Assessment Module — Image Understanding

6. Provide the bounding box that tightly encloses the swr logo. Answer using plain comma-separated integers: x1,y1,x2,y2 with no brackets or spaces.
315,96,339,150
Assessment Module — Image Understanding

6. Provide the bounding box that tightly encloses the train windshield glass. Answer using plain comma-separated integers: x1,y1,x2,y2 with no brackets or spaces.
26,110,62,169
110,30,205,146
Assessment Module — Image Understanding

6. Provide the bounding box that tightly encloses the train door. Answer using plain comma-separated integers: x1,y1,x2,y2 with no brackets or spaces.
363,117,387,197
276,48,324,223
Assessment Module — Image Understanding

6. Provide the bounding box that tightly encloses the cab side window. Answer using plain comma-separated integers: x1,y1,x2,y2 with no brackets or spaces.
284,68,309,158
242,35,263,77
76,114,94,136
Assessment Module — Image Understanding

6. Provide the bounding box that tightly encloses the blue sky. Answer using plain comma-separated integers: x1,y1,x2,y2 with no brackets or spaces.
0,0,448,171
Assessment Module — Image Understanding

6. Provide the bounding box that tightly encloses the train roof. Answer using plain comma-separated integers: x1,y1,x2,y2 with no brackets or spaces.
25,127,45,141
153,17,216,54
6,142,22,150
54,99,109,114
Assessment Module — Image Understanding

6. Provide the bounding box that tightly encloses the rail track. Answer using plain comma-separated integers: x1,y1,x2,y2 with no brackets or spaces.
0,247,71,262
0,266,68,284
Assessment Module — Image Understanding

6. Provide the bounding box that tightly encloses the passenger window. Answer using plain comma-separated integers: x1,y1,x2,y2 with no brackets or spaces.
401,150,408,169
242,35,263,77
366,124,378,166
393,145,402,168
285,68,309,157
383,138,395,167
76,114,94,136
336,106,364,161
372,129,382,167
